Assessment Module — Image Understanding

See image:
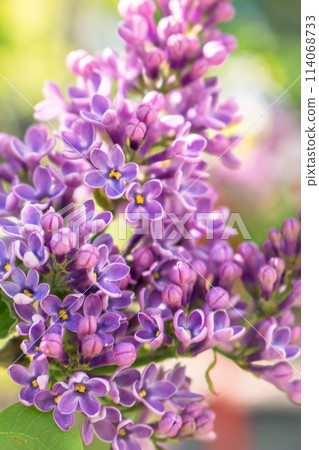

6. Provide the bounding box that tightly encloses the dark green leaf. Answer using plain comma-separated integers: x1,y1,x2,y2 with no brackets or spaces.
0,296,15,339
0,403,83,449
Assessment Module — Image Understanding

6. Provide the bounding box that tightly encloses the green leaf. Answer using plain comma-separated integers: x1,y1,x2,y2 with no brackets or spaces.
0,296,15,339
0,403,83,449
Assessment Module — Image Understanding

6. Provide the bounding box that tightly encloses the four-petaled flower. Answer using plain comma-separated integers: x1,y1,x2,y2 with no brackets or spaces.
125,180,164,222
1,267,50,305
41,294,84,332
85,145,138,198
134,312,164,346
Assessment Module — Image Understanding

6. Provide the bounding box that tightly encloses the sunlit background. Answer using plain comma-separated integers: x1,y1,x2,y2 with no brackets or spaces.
0,0,300,449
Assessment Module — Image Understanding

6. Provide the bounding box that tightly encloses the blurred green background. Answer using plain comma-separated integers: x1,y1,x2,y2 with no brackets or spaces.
0,0,300,449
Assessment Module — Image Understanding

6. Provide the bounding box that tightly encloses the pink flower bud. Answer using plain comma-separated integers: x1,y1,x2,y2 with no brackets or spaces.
133,245,154,270
136,104,158,126
76,244,99,269
169,261,191,285
203,41,228,65
113,342,136,366
77,316,98,337
205,286,229,309
82,334,103,358
40,333,63,359
162,284,183,308
282,218,301,256
159,412,182,437
210,242,233,265
50,228,76,255
126,120,147,150
41,210,63,234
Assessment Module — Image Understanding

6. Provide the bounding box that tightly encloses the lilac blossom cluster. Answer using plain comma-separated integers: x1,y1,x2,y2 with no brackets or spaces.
0,0,300,448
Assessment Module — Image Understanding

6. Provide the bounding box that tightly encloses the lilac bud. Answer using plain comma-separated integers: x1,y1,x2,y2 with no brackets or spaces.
182,58,209,85
159,412,182,437
184,402,202,418
257,264,277,298
40,333,63,359
136,104,158,126
192,259,207,278
169,261,191,285
196,413,214,435
142,91,165,111
167,33,189,67
205,286,229,309
76,244,99,269
50,228,76,255
268,257,285,283
162,284,183,308
41,210,63,234
213,2,235,23
237,242,259,261
113,342,136,366
82,334,103,358
268,228,282,252
282,218,301,256
218,261,242,290
126,119,146,150
157,16,186,42
222,34,237,53
210,242,233,265
203,41,227,65
286,380,301,404
133,245,154,270
186,34,200,56
78,316,98,337
179,414,196,437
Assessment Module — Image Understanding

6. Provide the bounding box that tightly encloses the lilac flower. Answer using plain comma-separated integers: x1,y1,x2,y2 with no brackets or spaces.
35,382,75,431
112,419,153,450
134,312,164,346
166,365,204,409
88,244,130,297
14,302,47,336
10,125,55,168
174,309,207,346
125,180,164,222
85,145,138,198
13,166,65,209
1,267,50,305
41,294,83,332
62,119,95,156
14,231,49,269
0,204,42,239
21,321,63,359
82,405,122,445
8,358,49,406
58,372,109,416
205,310,245,345
260,325,301,361
0,240,15,282
108,368,140,407
132,362,176,415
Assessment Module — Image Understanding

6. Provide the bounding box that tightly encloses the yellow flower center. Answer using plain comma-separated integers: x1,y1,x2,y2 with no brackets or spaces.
135,194,144,205
155,330,161,337
139,389,147,398
40,197,50,204
4,263,11,272
119,429,126,437
153,272,159,280
59,309,69,321
23,289,33,298
109,168,122,180
54,394,61,404
93,272,97,281
32,379,39,388
35,346,41,352
75,384,86,393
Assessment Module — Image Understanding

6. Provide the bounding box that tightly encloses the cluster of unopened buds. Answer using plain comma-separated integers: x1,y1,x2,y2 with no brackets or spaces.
0,0,300,448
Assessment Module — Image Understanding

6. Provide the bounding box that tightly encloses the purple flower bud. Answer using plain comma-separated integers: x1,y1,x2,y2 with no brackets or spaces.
41,209,63,234
162,284,183,308
257,264,277,298
113,342,136,366
50,228,76,255
286,379,301,404
218,262,242,290
282,218,301,256
133,245,154,270
136,104,158,126
169,261,191,285
268,228,282,252
184,402,202,418
192,259,207,278
145,48,165,78
196,413,214,435
268,257,285,284
166,33,189,68
237,241,259,261
182,58,209,85
210,242,233,265
222,34,237,53
78,316,98,337
203,41,227,65
76,244,99,269
179,414,196,437
213,2,235,23
82,334,103,358
126,120,147,150
159,412,182,437
40,333,63,359
205,286,229,309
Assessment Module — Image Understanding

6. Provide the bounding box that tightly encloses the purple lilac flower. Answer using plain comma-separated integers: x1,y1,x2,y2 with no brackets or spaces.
125,180,164,222
112,419,153,450
58,372,109,416
0,204,42,239
62,119,95,156
14,302,47,336
260,325,301,361
21,321,63,359
0,240,15,282
132,362,176,415
41,294,83,332
85,145,138,198
8,358,49,406
14,231,49,269
108,367,140,407
13,166,65,209
174,309,207,347
10,125,55,168
82,405,122,445
134,312,164,346
35,382,75,431
1,267,50,305
166,365,204,409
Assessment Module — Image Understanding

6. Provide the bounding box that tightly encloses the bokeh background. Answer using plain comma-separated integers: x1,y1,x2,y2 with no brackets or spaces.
0,0,301,449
